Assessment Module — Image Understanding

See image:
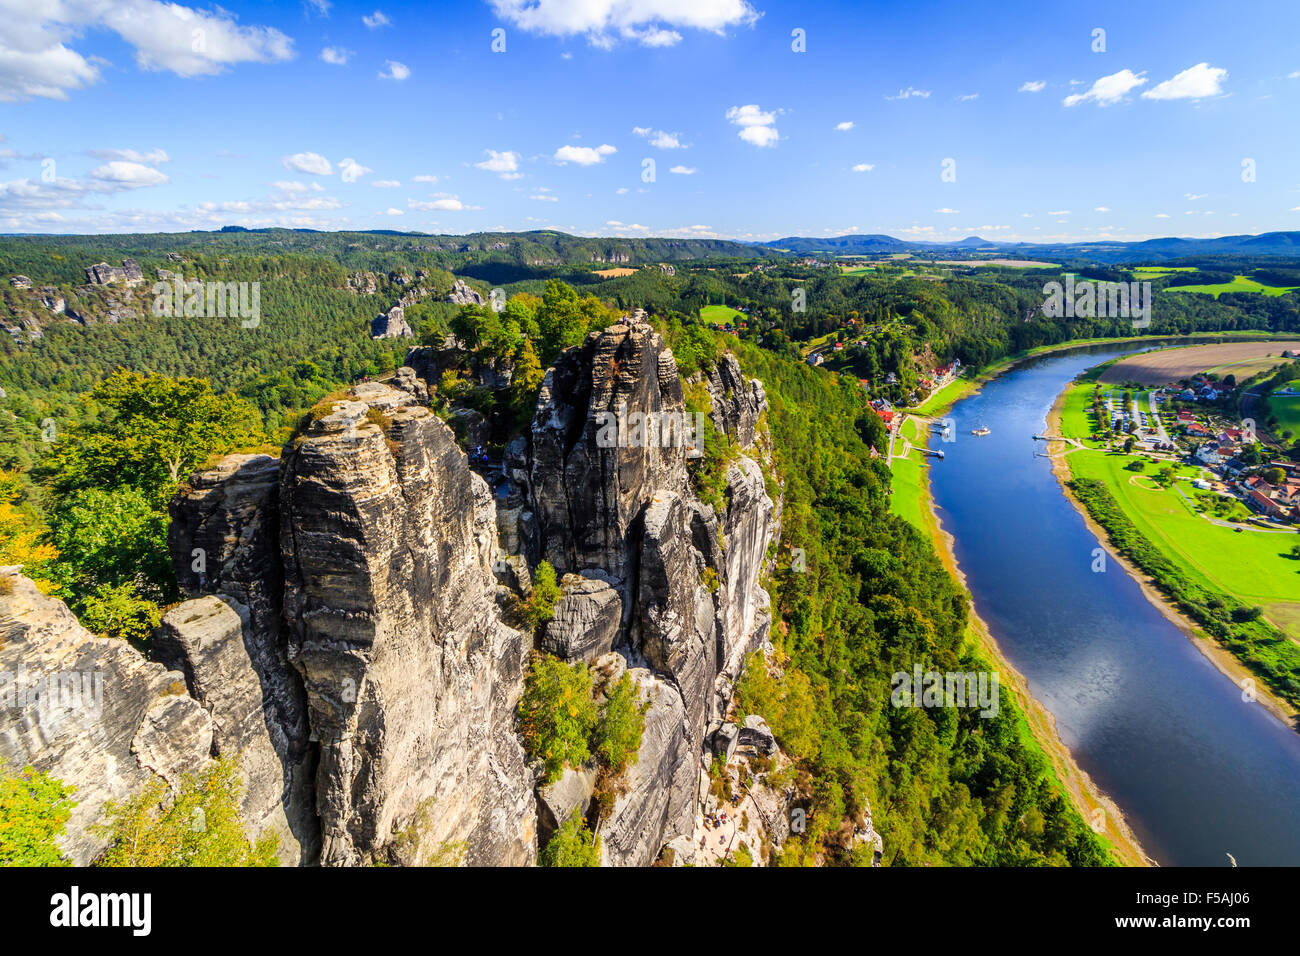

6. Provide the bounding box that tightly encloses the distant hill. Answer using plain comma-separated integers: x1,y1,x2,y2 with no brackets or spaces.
759,231,1300,263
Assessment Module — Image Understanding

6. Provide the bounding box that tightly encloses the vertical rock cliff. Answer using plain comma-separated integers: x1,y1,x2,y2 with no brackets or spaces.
278,384,535,865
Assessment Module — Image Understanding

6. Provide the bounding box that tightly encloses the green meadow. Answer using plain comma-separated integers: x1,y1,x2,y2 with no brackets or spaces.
1266,394,1300,436
1163,275,1298,298
888,415,929,529
699,304,745,325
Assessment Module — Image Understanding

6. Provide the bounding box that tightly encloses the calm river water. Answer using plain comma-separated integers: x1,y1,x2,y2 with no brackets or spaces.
927,345,1300,866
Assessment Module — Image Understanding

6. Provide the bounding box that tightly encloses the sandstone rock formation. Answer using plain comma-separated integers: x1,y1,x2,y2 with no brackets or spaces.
541,575,622,663
0,570,213,865
279,383,535,865
3,306,782,869
447,278,484,306
370,305,413,339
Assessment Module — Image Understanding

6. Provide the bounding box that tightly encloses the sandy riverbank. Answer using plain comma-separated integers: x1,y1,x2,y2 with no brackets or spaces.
1045,386,1300,731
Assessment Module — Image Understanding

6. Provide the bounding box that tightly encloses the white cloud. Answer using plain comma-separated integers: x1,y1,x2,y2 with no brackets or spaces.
851,163,874,172
282,152,334,176
669,165,696,174
1185,192,1207,200
553,144,617,165
934,207,959,214
529,193,559,201
1094,206,1110,212
371,179,401,188
1063,69,1147,106
363,10,391,28
475,149,522,178
382,207,403,215
320,46,351,65
0,0,293,101
487,0,759,48
1142,63,1227,100
957,93,979,101
339,158,371,183
633,127,685,149
379,60,409,80
89,148,170,164
1048,210,1070,216
89,161,169,187
885,87,930,100
272,181,325,193
1019,80,1046,93
1155,213,1170,218
835,120,854,131
726,104,779,147
413,174,439,183
409,194,474,211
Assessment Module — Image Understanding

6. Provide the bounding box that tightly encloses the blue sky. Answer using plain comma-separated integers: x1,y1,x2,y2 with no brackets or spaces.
3,0,1299,241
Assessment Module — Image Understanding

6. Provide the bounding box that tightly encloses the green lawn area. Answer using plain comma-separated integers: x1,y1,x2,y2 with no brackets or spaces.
907,376,976,416
1265,394,1300,436
1163,275,1298,298
888,416,930,529
1058,382,1103,446
699,304,745,326
1065,448,1300,639
1132,266,1197,276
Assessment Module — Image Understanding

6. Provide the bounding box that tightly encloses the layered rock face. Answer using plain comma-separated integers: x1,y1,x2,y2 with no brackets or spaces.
279,384,534,866
516,316,778,865
167,452,317,865
0,571,213,865
529,318,690,583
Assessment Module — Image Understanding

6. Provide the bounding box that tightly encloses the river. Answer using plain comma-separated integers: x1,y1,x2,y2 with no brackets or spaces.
927,345,1300,866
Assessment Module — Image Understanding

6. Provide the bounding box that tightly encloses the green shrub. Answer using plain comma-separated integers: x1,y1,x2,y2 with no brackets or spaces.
539,812,601,867
93,757,278,867
518,656,598,784
594,674,648,777
0,765,75,866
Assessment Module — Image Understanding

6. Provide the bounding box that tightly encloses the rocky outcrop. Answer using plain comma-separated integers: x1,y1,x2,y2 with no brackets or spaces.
716,458,775,684
706,352,767,448
541,575,622,663
280,383,535,866
528,316,689,583
168,452,317,864
85,259,143,287
447,278,484,306
536,764,597,846
370,305,413,339
152,596,317,865
0,570,213,865
595,668,695,867
635,491,715,757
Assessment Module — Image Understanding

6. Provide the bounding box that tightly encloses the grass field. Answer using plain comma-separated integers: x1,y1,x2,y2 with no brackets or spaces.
888,416,930,529
1132,266,1197,276
1164,275,1299,297
699,304,745,326
1062,434,1300,641
1266,394,1300,436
